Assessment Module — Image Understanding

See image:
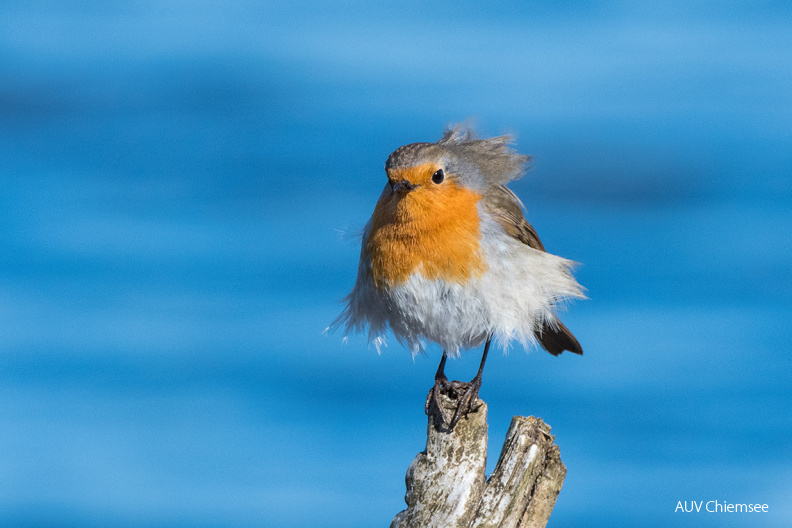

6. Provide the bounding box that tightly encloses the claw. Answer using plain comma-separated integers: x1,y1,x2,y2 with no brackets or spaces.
448,378,482,429
425,373,451,428
425,377,483,431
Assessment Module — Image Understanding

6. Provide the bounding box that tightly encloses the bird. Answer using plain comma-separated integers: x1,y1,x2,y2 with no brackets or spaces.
331,125,585,429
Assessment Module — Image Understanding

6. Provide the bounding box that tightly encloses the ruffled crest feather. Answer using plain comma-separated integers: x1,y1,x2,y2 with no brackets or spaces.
438,124,531,186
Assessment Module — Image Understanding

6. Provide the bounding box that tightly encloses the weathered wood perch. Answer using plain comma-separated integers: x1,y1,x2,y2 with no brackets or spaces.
390,390,567,528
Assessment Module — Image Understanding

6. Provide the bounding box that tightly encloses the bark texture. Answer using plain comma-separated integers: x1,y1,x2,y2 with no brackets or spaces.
391,391,566,528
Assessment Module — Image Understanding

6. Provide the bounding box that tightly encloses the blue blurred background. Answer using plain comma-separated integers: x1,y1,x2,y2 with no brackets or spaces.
1,1,790,527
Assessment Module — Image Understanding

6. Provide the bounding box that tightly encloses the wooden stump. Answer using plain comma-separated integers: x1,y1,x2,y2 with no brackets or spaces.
391,390,567,528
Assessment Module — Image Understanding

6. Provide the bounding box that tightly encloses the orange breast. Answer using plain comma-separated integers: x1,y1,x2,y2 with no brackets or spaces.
366,177,486,288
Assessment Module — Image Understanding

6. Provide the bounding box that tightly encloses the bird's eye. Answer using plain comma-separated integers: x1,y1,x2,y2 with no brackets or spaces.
432,169,445,184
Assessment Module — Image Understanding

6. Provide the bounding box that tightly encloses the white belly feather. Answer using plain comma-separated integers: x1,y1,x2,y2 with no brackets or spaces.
333,208,585,356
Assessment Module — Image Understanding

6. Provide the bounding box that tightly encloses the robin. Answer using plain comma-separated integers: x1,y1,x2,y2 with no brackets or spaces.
331,125,585,429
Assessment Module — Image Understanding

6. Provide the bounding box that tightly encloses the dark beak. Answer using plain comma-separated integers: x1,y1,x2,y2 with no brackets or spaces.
390,179,416,193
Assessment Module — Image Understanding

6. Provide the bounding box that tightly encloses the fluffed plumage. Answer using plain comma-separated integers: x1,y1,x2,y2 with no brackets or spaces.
331,125,585,357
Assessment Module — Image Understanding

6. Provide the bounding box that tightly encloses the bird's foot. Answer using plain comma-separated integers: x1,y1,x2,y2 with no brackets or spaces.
425,372,449,420
425,375,483,432
449,377,483,429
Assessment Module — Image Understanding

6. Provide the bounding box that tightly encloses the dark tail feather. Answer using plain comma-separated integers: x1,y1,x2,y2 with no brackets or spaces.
535,320,583,356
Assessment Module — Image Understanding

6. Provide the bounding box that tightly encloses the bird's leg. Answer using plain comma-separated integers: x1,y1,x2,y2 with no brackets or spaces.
448,335,492,429
425,351,450,426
